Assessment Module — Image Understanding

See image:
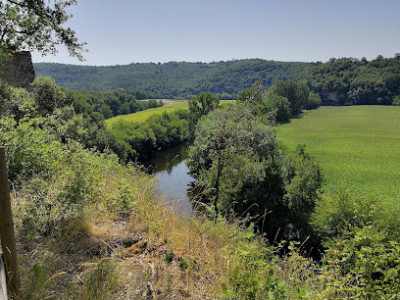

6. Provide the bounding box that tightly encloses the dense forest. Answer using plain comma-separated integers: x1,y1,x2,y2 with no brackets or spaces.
309,55,400,105
34,59,314,99
35,55,400,105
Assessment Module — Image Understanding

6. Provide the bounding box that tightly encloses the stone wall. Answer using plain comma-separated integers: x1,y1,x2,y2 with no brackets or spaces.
0,51,35,91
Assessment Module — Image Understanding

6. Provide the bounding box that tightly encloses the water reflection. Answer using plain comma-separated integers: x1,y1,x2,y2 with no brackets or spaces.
146,144,193,216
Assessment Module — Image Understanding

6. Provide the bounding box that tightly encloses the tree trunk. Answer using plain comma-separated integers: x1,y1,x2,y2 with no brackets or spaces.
213,154,223,222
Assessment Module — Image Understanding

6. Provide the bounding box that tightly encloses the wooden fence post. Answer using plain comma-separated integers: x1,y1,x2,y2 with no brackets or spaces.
0,147,20,297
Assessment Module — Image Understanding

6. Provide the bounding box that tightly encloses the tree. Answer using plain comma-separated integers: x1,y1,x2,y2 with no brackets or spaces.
188,104,322,242
305,91,322,110
188,91,219,134
261,96,290,123
267,81,309,116
0,0,86,60
187,105,283,221
282,145,322,239
236,81,263,105
32,76,66,116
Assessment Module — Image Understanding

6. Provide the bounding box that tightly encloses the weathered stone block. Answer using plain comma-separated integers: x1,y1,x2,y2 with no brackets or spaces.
0,51,35,91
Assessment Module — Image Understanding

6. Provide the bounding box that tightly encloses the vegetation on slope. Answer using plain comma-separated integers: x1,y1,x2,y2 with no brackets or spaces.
308,56,400,105
2,76,400,298
35,55,400,106
34,59,314,99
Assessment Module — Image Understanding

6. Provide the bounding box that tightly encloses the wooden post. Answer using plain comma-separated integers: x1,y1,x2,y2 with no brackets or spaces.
0,147,20,296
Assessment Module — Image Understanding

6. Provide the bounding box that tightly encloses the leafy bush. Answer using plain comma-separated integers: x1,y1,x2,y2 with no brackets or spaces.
32,77,66,116
392,95,400,105
321,226,400,298
261,96,290,123
221,225,286,299
305,91,321,110
165,250,175,264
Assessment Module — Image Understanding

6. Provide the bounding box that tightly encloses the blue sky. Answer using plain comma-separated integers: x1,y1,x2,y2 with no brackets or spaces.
32,0,400,66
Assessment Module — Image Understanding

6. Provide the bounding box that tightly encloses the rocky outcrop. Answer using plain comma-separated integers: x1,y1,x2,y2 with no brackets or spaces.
320,91,340,106
0,51,35,91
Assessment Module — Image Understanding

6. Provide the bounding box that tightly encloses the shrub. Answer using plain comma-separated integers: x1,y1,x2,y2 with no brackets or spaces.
321,226,400,298
165,250,175,264
262,96,290,123
392,95,400,106
305,92,322,110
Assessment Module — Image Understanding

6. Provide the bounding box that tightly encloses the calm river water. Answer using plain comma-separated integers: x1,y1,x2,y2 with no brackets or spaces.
146,144,193,216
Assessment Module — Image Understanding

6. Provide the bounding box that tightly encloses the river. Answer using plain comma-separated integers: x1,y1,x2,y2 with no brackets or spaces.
145,144,193,216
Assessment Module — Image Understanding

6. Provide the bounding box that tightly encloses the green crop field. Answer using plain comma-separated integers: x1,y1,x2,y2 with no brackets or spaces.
105,100,235,126
106,101,189,126
276,106,400,201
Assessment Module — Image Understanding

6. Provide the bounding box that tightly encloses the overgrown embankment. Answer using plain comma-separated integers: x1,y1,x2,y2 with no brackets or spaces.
2,78,400,299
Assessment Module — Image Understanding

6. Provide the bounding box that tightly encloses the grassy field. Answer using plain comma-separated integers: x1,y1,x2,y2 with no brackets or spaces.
276,106,400,201
106,100,189,126
106,100,235,126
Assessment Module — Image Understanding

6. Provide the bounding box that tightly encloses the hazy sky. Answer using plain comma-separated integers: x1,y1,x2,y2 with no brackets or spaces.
31,0,400,66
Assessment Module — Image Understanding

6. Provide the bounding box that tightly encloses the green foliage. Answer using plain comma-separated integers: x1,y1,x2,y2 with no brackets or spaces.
305,91,321,110
261,96,290,123
21,251,65,300
282,145,322,239
221,225,286,300
392,95,400,105
0,0,86,59
106,102,188,125
312,190,379,237
178,257,188,271
188,105,321,242
67,88,162,119
267,81,309,116
236,85,262,105
34,59,313,97
32,76,66,116
109,109,190,161
165,250,174,264
276,106,400,203
321,226,400,298
189,91,220,133
34,56,400,105
309,56,400,105
0,80,12,115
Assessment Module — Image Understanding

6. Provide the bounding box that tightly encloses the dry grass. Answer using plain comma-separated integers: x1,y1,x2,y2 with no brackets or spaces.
13,160,237,299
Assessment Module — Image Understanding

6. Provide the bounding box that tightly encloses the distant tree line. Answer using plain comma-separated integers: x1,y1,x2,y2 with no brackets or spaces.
35,55,400,106
308,55,400,105
34,59,314,99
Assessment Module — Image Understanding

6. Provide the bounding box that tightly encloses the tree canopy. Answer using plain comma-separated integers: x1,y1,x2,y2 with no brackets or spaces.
0,0,86,60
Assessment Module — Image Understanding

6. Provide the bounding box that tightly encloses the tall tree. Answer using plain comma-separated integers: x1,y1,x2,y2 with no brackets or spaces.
0,0,86,60
187,105,283,222
188,91,219,134
267,81,309,116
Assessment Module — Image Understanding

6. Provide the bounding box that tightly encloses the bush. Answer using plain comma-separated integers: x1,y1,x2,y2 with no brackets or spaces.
32,77,66,116
262,96,290,123
305,92,322,110
321,226,400,298
392,95,400,105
